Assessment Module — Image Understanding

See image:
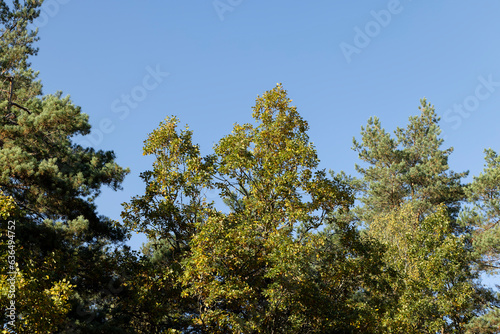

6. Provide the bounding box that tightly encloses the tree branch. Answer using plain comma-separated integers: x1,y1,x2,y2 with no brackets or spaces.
11,101,32,114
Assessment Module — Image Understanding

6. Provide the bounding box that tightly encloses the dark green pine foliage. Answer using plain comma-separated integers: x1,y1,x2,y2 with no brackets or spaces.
346,100,495,333
462,149,500,334
352,99,467,224
466,307,500,334
465,148,500,273
1,1,130,332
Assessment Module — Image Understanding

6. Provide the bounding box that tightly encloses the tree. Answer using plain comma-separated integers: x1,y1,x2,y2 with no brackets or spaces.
466,306,500,334
0,1,130,332
461,148,500,333
123,84,390,333
465,148,500,273
347,100,495,332
121,114,214,333
352,99,466,226
183,84,353,332
370,204,492,333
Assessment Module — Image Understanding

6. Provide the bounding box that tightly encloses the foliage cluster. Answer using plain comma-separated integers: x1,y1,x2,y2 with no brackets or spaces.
1,1,499,333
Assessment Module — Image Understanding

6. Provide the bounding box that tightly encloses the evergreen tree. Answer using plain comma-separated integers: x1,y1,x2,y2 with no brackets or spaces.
465,148,500,273
0,1,130,332
461,149,500,333
347,100,495,332
352,99,466,226
466,306,500,334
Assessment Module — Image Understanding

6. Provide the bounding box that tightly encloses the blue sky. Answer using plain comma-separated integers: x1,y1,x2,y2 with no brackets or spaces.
29,0,500,280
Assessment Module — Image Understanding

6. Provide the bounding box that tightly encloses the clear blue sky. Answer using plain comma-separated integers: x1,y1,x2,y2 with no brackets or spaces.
30,0,500,278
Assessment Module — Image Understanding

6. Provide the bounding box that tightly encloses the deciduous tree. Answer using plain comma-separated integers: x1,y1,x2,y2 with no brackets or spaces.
124,84,388,333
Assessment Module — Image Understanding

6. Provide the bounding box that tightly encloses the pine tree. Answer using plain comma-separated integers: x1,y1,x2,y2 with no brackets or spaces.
465,148,500,273
352,99,466,227
461,149,500,334
348,100,494,332
466,307,500,334
0,1,129,332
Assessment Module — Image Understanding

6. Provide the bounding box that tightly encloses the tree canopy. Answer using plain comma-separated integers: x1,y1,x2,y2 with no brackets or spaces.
1,2,499,332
